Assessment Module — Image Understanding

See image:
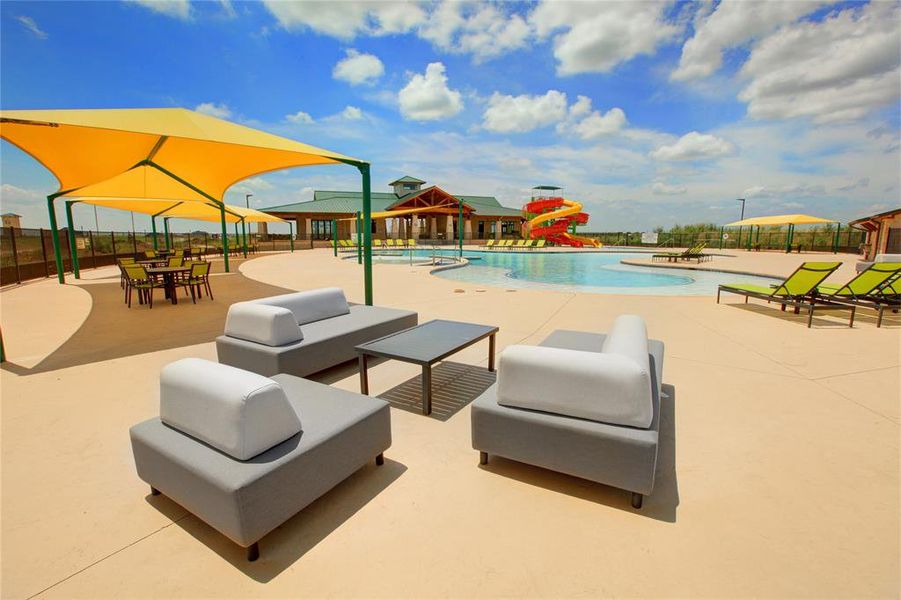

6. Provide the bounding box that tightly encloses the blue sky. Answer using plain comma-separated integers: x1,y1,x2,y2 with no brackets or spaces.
1,0,899,234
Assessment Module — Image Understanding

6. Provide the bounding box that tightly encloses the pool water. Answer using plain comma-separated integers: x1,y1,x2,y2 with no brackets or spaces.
363,249,778,296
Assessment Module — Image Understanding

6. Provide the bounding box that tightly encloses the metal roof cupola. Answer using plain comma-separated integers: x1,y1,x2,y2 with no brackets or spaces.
389,176,426,197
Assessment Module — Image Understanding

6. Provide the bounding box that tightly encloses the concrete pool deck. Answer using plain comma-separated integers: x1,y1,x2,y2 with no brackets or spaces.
1,249,898,598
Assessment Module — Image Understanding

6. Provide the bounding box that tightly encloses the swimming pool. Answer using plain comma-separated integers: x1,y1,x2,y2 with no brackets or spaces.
362,249,778,296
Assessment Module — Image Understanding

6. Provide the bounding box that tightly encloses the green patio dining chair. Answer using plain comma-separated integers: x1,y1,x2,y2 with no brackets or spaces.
179,261,213,303
123,264,164,309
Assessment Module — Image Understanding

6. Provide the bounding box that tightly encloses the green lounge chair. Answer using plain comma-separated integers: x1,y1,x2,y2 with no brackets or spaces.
524,240,536,250
407,239,417,247
484,239,495,250
513,240,527,249
717,262,855,327
534,239,546,249
385,239,396,248
817,263,901,327
653,243,701,263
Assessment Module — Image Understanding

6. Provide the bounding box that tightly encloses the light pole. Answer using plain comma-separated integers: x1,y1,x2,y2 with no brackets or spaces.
736,198,746,249
244,193,252,251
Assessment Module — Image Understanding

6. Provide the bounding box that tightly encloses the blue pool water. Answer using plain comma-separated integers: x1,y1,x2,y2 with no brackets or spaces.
363,249,778,296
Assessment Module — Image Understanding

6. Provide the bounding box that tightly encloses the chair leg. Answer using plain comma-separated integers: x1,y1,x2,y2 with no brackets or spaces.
376,453,384,466
246,542,259,562
479,451,488,465
631,492,643,509
205,278,213,300
148,288,153,309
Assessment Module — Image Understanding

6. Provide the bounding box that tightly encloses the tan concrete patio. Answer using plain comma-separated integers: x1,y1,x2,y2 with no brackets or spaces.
1,249,898,598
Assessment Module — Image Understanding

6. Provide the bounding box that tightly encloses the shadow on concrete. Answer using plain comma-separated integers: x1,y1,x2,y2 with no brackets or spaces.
727,302,858,328
147,457,406,581
378,361,497,422
477,384,680,523
2,258,292,375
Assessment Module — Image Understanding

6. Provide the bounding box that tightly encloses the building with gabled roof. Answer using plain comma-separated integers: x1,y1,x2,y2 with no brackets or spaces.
261,176,525,241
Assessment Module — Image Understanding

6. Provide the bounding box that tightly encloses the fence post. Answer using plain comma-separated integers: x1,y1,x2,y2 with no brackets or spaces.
40,228,50,278
8,227,21,284
832,223,840,254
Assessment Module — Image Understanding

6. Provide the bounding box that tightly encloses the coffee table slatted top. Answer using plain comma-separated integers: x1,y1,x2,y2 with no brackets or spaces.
355,319,498,366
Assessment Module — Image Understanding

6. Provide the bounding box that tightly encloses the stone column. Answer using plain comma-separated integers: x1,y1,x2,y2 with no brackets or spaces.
430,217,438,239
445,215,454,240
464,218,472,241
349,216,356,236
495,219,502,240
376,218,387,240
398,218,406,240
411,215,420,239
304,218,312,241
258,222,269,240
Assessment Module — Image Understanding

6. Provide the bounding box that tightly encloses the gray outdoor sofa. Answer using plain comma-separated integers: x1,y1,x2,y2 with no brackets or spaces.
216,287,418,377
471,315,664,509
130,358,391,561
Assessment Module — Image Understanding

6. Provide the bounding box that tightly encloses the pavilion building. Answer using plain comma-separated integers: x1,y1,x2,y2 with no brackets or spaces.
260,176,525,242
850,207,901,259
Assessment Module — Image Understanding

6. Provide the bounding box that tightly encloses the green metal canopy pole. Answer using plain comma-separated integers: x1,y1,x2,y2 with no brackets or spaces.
747,225,753,250
332,219,338,256
784,224,793,252
241,218,248,258
46,195,66,283
359,163,373,306
832,223,841,254
151,217,159,250
219,203,230,272
64,200,80,279
458,200,464,259
289,222,294,252
719,226,725,250
164,218,171,251
356,211,362,265
234,222,240,257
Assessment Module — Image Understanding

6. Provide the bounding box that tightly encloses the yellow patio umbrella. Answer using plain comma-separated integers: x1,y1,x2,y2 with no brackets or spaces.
725,213,837,252
0,108,377,304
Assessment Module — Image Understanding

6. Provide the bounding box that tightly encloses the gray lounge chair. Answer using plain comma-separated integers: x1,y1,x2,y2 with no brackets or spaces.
471,315,664,509
130,358,391,561
216,288,418,377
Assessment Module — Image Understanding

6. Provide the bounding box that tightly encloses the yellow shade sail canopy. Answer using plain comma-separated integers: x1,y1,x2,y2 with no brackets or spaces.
727,214,836,227
75,197,285,224
336,203,461,221
0,107,363,199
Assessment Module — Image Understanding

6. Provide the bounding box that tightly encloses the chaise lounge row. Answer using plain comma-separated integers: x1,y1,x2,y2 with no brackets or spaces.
131,288,667,562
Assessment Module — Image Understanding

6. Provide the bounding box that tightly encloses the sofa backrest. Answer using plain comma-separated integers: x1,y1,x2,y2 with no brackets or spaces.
225,302,304,346
159,358,302,460
254,288,349,325
875,254,901,263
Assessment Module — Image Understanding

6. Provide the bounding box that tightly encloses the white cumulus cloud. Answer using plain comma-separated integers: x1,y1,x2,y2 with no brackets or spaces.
557,96,627,140
194,102,232,119
285,110,314,124
128,0,191,20
332,49,385,86
671,0,827,81
738,2,901,123
482,90,568,133
398,62,463,121
263,0,425,40
651,132,735,161
421,2,531,62
340,106,364,120
651,182,688,195
530,1,680,75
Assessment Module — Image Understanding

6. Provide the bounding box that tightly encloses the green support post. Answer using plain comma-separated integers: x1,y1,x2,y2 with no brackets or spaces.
289,222,294,252
833,223,841,253
458,200,464,259
234,223,240,257
46,195,66,283
219,203,230,272
359,164,373,306
241,218,248,258
719,226,724,250
64,201,80,279
332,219,338,256
785,224,793,253
747,225,753,251
356,211,362,264
164,218,171,251
151,217,159,250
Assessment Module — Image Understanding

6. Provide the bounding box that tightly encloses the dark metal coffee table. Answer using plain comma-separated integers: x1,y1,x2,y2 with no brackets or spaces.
356,319,498,415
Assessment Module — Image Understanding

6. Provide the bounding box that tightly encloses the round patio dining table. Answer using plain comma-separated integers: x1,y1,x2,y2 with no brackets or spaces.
138,258,169,268
145,266,190,305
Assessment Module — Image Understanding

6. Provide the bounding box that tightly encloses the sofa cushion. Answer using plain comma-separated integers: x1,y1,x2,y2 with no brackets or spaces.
159,358,302,460
497,345,653,428
875,253,901,263
255,288,350,326
601,315,652,377
225,302,304,346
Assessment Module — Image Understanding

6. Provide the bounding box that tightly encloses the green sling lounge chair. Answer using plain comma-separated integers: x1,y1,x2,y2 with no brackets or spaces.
534,239,546,249
484,239,495,250
653,243,701,263
717,261,855,327
816,263,901,328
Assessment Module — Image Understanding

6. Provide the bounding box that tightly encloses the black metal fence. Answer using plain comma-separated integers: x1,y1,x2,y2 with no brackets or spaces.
582,228,865,253
0,227,306,286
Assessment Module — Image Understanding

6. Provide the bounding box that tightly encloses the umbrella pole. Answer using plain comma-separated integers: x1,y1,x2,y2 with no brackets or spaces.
220,204,230,272
289,222,294,252
151,217,159,251
64,200,80,279
356,211,362,265
241,218,248,258
359,164,373,306
458,200,463,259
46,195,65,283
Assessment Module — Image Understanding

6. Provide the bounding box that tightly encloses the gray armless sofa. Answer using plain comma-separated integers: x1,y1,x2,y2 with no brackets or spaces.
130,358,391,561
471,315,664,509
216,288,418,377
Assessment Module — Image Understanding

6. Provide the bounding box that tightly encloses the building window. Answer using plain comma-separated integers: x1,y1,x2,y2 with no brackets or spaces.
403,183,416,190
311,220,333,240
